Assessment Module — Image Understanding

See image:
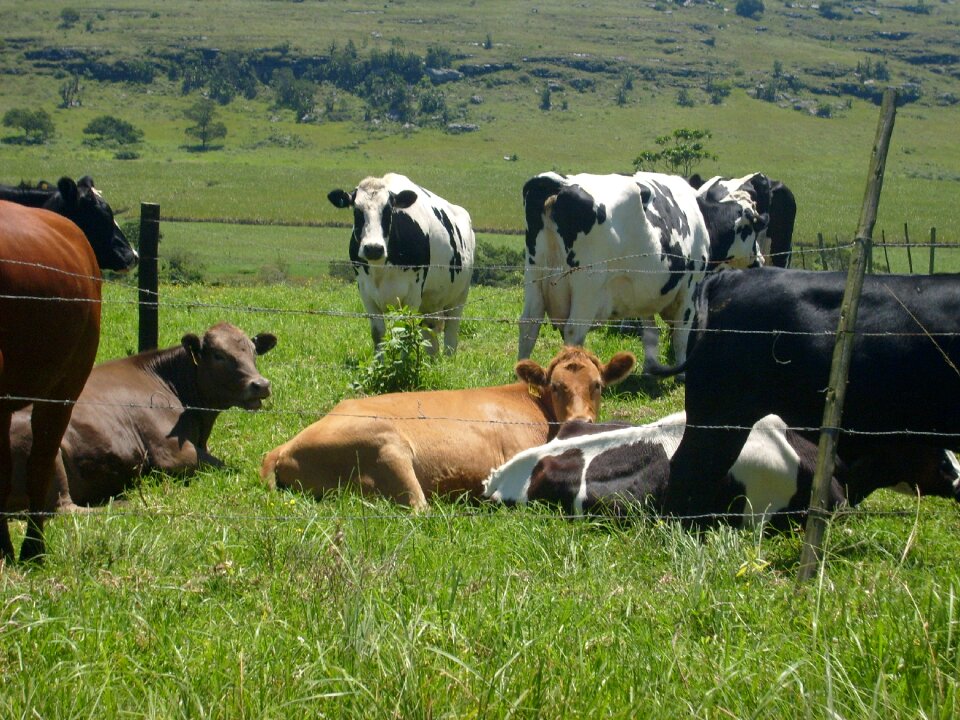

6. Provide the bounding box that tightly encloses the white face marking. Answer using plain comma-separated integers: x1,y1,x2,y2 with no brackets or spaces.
947,450,960,491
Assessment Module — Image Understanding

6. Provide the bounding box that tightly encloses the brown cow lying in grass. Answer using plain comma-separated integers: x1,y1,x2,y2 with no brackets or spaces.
261,346,636,509
5,323,276,513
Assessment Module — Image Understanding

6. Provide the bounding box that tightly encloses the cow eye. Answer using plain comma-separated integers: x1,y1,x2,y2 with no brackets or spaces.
212,351,228,362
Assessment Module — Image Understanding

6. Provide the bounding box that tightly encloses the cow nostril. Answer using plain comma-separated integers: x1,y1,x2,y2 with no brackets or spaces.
363,245,385,261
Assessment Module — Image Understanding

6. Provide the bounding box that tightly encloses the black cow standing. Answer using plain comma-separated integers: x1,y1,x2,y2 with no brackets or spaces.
652,267,960,519
0,176,138,272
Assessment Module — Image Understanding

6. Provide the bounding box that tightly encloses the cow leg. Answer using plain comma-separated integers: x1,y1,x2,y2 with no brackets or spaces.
365,445,428,510
420,320,442,357
664,424,751,525
441,305,463,356
0,411,14,562
561,293,596,348
640,316,662,373
19,401,73,562
518,279,547,359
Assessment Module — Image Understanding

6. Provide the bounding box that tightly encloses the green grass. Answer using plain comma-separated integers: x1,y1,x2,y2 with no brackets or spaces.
1,280,959,718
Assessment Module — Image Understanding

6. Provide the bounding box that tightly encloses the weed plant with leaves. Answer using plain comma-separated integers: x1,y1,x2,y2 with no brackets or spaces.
350,305,432,394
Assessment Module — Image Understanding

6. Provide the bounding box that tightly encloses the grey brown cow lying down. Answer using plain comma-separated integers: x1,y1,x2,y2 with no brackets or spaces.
484,412,960,530
4,323,276,513
262,346,636,509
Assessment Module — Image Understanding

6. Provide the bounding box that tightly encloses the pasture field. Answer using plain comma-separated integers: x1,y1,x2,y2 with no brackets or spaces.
0,278,959,718
2,1,960,716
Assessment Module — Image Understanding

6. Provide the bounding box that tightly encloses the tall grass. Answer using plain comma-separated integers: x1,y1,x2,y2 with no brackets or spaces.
0,280,958,718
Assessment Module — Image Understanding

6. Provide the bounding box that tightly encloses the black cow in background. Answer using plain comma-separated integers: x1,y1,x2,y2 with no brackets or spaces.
0,175,138,272
651,267,960,519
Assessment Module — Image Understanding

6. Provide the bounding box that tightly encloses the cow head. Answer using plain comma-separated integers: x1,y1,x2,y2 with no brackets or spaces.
514,346,636,423
45,176,139,273
697,179,769,270
328,177,418,264
182,323,277,411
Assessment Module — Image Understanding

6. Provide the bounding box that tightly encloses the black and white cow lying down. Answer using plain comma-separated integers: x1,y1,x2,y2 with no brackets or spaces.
517,170,768,370
483,413,960,530
328,173,476,355
651,267,960,519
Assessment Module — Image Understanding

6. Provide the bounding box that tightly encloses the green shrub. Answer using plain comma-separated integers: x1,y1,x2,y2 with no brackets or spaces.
351,306,432,394
472,241,524,287
164,249,206,285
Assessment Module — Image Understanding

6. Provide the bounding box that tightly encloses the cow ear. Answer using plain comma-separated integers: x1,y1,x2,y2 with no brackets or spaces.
77,176,96,191
327,189,354,209
514,359,547,388
688,173,704,190
393,190,418,209
181,333,202,357
637,183,652,207
57,177,80,208
253,333,278,356
600,351,636,387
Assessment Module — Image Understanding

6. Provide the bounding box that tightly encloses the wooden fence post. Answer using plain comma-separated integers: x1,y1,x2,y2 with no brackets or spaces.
882,229,890,272
798,88,898,583
138,203,160,353
929,227,936,275
817,233,828,270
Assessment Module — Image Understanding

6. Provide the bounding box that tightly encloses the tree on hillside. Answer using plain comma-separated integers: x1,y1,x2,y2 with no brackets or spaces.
2,108,55,145
271,68,316,121
736,0,765,19
633,128,716,178
184,99,227,150
83,115,144,146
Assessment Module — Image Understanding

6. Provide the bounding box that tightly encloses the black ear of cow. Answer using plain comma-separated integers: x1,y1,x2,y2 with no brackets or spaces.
327,189,353,208
77,176,96,191
57,177,79,208
637,184,653,207
253,333,278,356
393,189,418,209
181,333,202,357
688,173,705,190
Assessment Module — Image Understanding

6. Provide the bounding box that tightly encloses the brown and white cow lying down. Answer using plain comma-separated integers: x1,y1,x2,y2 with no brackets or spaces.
483,412,960,530
261,346,636,509
4,323,276,513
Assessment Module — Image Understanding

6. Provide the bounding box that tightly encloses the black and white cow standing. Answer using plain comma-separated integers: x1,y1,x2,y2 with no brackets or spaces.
483,412,960,530
650,267,960,520
690,172,796,268
517,171,766,368
328,173,476,355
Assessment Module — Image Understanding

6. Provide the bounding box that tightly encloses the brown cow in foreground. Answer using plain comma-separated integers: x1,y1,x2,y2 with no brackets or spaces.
261,346,636,508
1,201,102,561
5,323,276,514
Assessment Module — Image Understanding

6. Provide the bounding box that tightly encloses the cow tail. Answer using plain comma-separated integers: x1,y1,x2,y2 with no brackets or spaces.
260,446,283,489
644,277,711,378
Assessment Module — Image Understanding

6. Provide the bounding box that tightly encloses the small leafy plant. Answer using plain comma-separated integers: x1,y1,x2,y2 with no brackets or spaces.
351,305,432,394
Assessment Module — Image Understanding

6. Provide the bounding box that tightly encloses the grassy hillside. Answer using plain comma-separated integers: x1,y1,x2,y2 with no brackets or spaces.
0,0,958,255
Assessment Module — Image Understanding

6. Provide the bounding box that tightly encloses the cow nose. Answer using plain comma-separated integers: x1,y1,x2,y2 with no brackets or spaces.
363,244,385,261
250,378,271,399
566,414,594,424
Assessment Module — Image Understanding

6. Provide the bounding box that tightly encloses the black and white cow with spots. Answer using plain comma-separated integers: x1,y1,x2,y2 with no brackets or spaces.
328,173,476,355
484,412,960,530
690,172,796,268
517,171,766,368
484,412,839,529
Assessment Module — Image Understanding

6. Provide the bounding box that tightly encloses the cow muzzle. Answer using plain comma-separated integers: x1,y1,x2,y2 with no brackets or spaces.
361,244,386,262
242,378,271,410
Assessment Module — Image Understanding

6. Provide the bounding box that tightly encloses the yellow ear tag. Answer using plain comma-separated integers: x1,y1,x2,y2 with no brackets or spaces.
190,349,200,366
528,384,542,398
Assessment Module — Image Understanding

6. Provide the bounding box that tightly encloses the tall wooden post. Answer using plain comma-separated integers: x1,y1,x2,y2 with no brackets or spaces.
798,88,899,582
138,202,160,353
929,227,936,275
